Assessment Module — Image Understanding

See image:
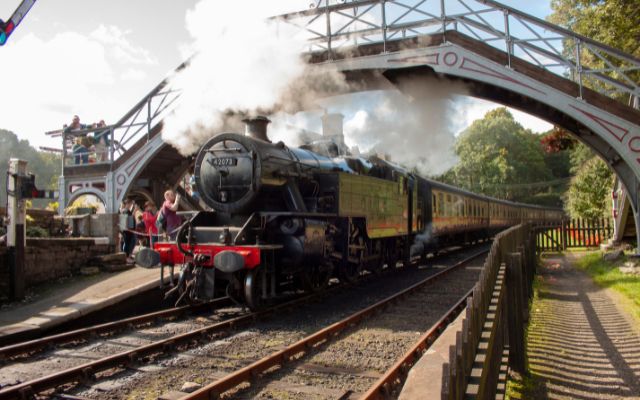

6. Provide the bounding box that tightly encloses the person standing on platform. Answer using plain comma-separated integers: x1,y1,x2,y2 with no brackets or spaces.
135,214,147,247
162,190,181,240
142,200,159,248
119,198,138,262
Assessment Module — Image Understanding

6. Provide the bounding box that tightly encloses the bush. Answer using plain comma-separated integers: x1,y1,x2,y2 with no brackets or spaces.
26,226,49,237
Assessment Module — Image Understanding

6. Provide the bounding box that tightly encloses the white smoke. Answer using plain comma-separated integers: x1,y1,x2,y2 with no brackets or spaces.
341,77,466,177
163,0,468,173
162,0,319,155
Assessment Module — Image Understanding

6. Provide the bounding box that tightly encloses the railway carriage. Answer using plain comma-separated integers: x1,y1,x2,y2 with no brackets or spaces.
138,117,564,309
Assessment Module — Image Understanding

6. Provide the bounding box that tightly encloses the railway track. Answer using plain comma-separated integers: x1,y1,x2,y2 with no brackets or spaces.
175,251,486,399
0,245,486,399
0,298,232,361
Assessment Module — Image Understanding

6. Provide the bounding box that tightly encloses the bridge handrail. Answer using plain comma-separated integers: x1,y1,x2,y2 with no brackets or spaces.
476,0,640,65
51,58,192,169
53,86,181,168
276,0,640,105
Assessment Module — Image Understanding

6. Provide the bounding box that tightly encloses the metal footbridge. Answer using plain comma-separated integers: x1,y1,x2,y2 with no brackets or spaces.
55,0,639,241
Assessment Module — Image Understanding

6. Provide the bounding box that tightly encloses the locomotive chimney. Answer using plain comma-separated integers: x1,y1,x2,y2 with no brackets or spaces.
242,116,271,142
321,112,345,147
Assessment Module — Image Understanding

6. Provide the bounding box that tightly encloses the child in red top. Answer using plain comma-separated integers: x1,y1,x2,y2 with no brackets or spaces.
142,201,159,247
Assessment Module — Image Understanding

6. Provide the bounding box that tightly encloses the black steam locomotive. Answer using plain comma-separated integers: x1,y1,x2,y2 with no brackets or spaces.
142,116,562,309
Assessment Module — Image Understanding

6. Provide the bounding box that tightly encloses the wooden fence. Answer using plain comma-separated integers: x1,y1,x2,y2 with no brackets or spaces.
442,224,535,400
536,218,612,251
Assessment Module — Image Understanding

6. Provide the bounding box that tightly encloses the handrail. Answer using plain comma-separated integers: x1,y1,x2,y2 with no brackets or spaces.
476,0,640,65
275,0,640,105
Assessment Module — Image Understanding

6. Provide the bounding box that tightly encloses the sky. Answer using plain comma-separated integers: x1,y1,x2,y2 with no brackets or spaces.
0,0,554,151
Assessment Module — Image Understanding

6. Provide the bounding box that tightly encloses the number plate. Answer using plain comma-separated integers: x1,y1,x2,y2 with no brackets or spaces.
209,157,238,167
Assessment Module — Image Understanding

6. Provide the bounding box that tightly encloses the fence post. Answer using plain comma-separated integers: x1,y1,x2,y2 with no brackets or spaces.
506,252,526,375
441,362,450,400
517,245,531,323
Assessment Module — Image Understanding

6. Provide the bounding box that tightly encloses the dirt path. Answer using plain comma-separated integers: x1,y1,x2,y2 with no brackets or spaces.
520,254,640,399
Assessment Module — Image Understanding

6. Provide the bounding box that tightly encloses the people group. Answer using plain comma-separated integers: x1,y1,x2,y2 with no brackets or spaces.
63,115,111,165
118,190,182,263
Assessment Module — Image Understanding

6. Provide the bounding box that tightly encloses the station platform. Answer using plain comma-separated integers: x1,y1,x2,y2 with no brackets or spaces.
0,265,165,345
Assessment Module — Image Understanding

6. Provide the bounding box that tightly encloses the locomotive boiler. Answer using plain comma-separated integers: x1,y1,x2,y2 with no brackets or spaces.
141,115,563,310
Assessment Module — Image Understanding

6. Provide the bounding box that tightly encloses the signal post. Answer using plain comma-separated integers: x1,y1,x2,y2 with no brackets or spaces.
6,159,27,300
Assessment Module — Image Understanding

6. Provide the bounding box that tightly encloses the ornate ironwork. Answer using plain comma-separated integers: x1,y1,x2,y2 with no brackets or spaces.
276,0,640,105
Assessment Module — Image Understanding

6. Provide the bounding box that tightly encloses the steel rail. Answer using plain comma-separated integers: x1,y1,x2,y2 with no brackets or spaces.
0,297,295,400
0,245,480,400
180,249,488,400
0,297,232,361
0,260,409,400
360,286,474,399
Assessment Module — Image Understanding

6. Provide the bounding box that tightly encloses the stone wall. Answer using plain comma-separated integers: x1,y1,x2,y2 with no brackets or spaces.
0,238,115,300
0,208,119,244
66,214,119,244
0,246,8,299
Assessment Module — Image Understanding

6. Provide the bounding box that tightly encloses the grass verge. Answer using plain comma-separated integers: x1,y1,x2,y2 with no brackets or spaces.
573,251,640,324
507,250,640,399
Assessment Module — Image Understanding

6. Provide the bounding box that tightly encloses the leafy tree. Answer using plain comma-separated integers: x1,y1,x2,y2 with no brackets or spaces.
568,141,596,175
443,108,553,202
0,129,61,208
565,156,613,219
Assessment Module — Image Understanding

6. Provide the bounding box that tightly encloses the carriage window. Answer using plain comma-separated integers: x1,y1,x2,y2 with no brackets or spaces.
446,194,451,216
433,194,437,216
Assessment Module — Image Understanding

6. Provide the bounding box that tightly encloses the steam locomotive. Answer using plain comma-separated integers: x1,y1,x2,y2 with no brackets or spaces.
140,116,563,309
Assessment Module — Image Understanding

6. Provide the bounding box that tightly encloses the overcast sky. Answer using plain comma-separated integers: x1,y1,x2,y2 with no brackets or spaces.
0,0,554,151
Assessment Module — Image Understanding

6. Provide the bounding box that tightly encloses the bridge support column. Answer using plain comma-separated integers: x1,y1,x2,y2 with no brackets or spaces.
633,181,640,256
105,171,116,213
57,175,67,216
633,97,640,255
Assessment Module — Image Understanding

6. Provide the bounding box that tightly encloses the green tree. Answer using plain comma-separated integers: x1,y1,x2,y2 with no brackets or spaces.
0,129,61,208
568,141,596,174
565,156,613,219
443,108,553,202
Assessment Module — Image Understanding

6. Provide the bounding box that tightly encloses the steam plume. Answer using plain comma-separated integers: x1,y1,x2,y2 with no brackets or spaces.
162,0,349,155
342,76,466,177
